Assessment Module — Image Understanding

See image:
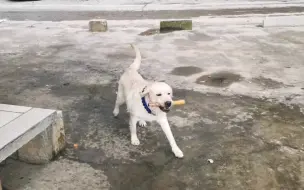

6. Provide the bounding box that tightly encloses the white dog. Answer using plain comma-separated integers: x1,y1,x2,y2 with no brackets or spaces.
113,44,184,158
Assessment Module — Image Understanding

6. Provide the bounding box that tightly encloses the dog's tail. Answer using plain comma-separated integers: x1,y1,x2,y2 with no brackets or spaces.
129,44,141,71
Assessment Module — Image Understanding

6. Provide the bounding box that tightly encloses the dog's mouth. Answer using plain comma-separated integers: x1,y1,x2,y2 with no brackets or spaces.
159,106,170,113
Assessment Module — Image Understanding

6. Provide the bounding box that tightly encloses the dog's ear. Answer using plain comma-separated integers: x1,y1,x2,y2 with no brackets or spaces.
140,85,150,97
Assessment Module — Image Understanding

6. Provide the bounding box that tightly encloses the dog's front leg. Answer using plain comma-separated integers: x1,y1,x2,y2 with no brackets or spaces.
129,115,140,145
157,118,184,158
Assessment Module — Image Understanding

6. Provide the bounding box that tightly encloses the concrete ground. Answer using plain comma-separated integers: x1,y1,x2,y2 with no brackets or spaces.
0,18,304,190
2,7,304,21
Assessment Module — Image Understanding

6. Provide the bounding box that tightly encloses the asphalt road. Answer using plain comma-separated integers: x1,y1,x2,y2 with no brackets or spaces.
0,6,304,21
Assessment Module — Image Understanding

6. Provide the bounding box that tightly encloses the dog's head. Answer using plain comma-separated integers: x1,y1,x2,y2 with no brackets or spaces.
142,82,173,113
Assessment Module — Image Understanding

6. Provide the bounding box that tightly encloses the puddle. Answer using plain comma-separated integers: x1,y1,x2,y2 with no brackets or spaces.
196,71,242,87
251,77,285,89
171,66,203,76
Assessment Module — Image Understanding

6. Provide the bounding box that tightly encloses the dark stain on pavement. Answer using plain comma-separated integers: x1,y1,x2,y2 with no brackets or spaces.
196,71,242,87
106,51,133,60
171,66,203,76
251,76,286,89
188,31,215,41
139,29,159,36
139,28,184,36
48,44,75,52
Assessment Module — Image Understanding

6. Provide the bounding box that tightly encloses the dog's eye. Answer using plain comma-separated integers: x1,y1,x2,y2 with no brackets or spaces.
168,93,171,95
156,93,162,96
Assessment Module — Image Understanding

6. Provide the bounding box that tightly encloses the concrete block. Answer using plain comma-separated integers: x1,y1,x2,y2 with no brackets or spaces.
52,111,65,155
0,108,56,163
18,111,65,164
263,15,304,27
0,111,21,127
18,124,53,164
0,104,31,113
89,20,107,32
160,20,192,33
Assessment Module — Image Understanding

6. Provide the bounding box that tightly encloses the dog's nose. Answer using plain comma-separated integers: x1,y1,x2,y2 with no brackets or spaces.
165,101,172,108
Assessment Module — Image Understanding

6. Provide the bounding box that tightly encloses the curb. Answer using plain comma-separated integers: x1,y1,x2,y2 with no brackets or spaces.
192,14,304,27
144,1,304,11
1,14,304,28
132,13,304,29
263,15,304,27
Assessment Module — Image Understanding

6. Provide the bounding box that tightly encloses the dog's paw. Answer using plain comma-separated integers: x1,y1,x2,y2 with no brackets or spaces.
131,137,140,146
113,108,119,117
138,120,147,127
172,147,184,158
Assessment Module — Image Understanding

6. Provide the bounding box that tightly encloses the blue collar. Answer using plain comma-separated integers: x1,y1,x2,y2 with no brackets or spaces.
141,97,153,115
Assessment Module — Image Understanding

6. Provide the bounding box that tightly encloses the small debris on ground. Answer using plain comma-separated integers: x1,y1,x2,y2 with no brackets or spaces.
73,144,79,149
139,29,159,36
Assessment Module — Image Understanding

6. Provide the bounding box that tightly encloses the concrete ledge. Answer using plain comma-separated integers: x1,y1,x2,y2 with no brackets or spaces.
52,111,65,156
263,15,304,27
18,111,65,164
0,104,65,164
144,1,304,11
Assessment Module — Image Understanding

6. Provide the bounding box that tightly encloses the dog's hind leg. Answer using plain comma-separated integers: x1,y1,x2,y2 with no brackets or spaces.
113,83,125,117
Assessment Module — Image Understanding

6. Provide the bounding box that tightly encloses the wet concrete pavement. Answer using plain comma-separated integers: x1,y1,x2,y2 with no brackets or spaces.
0,19,304,190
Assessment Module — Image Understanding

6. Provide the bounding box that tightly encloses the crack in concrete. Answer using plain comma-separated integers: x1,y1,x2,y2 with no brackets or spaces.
141,1,152,11
252,134,304,154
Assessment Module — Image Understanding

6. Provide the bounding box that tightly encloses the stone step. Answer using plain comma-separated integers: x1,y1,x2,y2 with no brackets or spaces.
0,104,65,164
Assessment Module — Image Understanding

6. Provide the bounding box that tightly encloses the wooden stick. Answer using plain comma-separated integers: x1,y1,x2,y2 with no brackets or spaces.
173,100,185,106
149,100,185,107
149,103,159,107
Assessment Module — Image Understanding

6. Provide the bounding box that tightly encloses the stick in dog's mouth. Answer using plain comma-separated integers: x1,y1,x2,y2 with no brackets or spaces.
150,100,185,112
149,103,170,112
150,100,185,107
